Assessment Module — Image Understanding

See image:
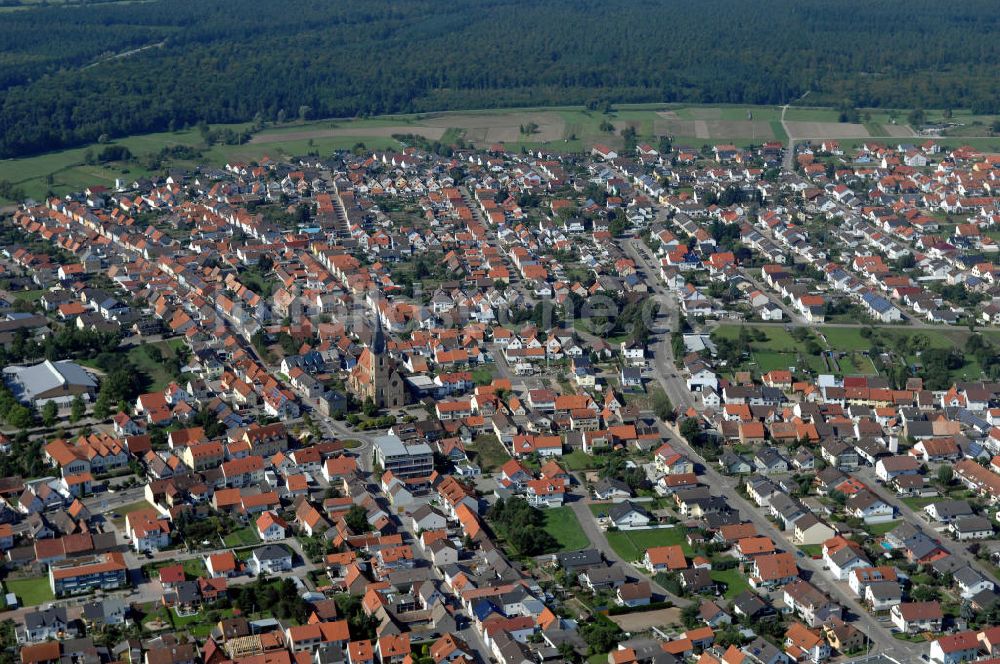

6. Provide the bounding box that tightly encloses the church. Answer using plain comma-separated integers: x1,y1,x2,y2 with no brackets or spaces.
348,314,407,409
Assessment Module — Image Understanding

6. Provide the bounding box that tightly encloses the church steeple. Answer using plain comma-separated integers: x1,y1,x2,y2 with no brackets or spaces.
371,309,386,355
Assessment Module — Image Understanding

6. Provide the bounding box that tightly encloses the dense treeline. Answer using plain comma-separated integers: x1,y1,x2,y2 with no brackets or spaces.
0,0,999,157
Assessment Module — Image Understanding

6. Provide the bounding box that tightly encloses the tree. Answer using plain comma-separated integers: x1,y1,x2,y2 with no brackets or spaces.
937,464,954,486
680,417,701,443
92,396,110,421
681,602,701,628
580,618,623,655
556,642,579,663
652,389,675,422
42,401,58,427
344,505,370,533
70,394,85,423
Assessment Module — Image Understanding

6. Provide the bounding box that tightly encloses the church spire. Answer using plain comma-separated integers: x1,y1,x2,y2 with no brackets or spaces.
371,308,386,355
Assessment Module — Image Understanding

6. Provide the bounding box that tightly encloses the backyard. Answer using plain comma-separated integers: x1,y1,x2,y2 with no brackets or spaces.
110,499,156,529
5,576,54,607
865,520,902,537
605,526,691,563
223,526,261,548
710,567,750,599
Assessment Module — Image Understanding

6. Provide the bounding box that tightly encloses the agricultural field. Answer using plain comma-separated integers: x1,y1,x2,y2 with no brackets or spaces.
4,103,995,205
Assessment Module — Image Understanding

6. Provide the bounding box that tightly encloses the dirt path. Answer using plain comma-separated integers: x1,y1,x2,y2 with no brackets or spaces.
84,41,165,69
250,126,446,144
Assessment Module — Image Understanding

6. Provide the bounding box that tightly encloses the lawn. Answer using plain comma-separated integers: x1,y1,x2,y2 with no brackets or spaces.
111,499,155,528
865,520,901,536
6,577,55,606
542,507,590,552
711,567,750,599
901,496,940,510
605,526,690,562
223,526,261,548
715,323,991,381
590,503,615,518
12,289,46,302
127,338,189,392
144,558,205,580
797,544,824,558
470,434,511,472
562,449,601,471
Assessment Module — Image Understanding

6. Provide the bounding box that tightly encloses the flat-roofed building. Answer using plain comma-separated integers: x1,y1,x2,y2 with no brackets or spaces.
373,435,433,479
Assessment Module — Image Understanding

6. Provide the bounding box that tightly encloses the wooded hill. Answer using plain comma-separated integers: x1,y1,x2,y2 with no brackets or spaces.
0,0,997,157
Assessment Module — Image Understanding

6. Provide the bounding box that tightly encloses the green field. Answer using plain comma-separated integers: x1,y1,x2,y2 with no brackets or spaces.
865,520,901,536
126,338,189,392
12,289,46,302
605,526,690,562
901,496,940,510
590,503,615,518
6,576,55,606
470,434,511,472
110,499,155,529
223,526,261,548
3,102,993,204
543,507,590,552
711,567,750,599
562,449,601,471
714,323,993,381
144,558,205,580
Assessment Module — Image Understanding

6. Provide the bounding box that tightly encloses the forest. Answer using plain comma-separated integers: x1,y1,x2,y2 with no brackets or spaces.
0,0,998,157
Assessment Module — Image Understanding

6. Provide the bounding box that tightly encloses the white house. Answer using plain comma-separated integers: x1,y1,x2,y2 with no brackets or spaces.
608,501,652,530
891,602,943,635
250,545,293,575
928,632,981,664
256,512,288,542
845,491,894,524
